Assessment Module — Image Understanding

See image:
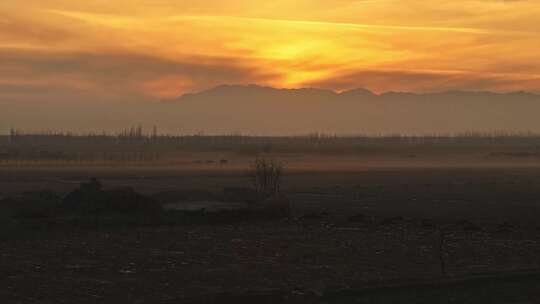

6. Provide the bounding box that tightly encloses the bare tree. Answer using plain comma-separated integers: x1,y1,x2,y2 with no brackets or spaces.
249,157,283,199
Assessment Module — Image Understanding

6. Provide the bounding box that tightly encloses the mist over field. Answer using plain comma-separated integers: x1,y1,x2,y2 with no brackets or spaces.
2,85,540,135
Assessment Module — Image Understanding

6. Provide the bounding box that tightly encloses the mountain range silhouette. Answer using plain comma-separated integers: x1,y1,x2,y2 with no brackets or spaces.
2,84,539,135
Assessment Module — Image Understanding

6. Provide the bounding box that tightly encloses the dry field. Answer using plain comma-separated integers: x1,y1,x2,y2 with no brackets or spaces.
2,155,540,303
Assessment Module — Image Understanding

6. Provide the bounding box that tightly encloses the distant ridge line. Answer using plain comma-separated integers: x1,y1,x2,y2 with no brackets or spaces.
172,84,539,101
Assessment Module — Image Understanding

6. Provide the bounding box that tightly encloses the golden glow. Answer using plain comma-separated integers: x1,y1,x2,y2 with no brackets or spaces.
1,0,540,98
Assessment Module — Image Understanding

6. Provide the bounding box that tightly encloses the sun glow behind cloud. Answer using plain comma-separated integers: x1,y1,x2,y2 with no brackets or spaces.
1,0,540,99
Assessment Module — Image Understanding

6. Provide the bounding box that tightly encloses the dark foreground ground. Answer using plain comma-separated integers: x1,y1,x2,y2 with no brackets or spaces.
2,220,540,303
2,163,540,303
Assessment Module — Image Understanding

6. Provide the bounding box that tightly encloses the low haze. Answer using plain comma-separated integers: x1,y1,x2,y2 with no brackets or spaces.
4,2,540,303
2,85,540,135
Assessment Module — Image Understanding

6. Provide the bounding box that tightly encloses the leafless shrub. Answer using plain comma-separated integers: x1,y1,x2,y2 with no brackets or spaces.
249,157,284,199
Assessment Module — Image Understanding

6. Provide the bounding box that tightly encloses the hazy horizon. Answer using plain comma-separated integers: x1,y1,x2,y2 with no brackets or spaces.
2,84,540,136
176,84,540,98
2,1,540,134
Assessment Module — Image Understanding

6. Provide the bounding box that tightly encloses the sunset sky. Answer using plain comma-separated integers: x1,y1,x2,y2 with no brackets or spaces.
2,0,540,101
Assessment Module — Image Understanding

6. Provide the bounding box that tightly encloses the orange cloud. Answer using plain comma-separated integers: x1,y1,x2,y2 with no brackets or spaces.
1,0,539,100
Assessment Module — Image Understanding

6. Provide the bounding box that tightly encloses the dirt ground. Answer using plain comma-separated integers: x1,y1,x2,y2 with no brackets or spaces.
2,156,540,303
2,156,540,224
2,220,540,303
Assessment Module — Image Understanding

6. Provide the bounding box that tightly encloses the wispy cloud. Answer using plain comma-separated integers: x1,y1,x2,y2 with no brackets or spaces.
0,48,279,98
45,9,144,29
1,0,539,100
306,68,540,93
47,8,501,35
169,15,493,34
